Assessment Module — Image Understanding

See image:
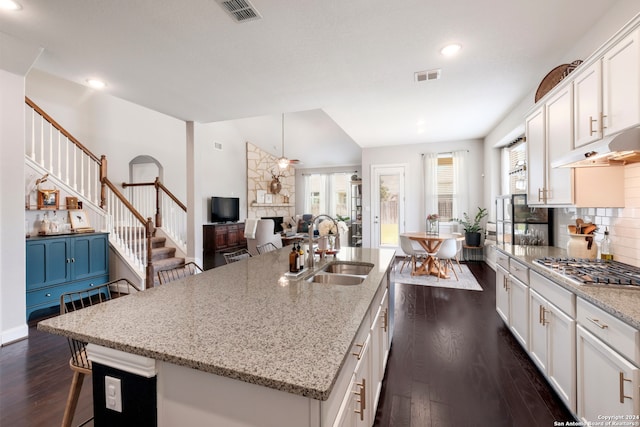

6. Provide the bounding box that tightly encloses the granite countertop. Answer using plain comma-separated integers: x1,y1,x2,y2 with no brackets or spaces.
38,247,395,401
495,244,640,330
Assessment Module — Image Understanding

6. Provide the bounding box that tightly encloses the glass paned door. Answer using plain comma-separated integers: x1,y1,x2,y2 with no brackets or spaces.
372,166,405,248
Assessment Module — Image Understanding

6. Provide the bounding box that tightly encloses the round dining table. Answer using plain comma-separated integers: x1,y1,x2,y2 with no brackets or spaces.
400,232,463,278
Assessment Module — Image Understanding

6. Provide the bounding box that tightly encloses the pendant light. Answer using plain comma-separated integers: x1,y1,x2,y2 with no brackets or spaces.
277,114,289,169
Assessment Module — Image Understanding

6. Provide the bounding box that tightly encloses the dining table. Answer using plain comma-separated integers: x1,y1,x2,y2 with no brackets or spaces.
400,232,463,278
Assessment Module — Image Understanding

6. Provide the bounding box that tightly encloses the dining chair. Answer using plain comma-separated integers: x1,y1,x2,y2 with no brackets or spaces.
256,242,279,254
452,232,464,272
224,248,252,264
157,261,203,285
399,235,427,274
433,238,459,281
59,278,141,427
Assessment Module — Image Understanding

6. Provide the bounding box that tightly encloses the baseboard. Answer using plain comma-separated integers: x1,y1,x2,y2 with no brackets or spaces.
1,323,29,346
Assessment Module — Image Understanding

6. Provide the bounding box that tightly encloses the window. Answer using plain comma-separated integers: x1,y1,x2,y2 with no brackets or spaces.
437,155,453,221
304,173,351,217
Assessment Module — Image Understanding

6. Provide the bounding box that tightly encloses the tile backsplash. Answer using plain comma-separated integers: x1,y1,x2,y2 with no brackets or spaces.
553,163,640,267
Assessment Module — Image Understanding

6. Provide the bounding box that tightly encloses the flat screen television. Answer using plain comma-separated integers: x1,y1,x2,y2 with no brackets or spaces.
210,196,240,223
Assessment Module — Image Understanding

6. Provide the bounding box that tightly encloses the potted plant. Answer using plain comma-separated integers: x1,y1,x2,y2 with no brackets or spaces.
454,207,488,247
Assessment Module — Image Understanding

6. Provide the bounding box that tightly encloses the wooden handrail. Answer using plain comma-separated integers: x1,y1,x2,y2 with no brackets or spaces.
25,97,102,164
102,178,149,226
156,179,187,212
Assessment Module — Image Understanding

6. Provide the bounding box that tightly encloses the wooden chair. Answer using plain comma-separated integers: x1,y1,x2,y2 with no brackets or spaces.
223,248,252,264
60,278,141,427
157,261,203,285
256,242,279,254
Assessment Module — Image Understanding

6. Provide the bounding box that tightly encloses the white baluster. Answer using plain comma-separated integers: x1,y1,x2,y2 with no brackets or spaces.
39,115,44,167
65,136,69,185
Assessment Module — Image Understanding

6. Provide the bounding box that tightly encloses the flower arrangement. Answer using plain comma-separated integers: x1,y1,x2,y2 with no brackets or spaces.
427,213,439,221
318,219,348,236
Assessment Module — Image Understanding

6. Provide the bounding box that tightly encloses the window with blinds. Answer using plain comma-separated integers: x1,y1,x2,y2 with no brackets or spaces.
508,140,527,194
437,155,453,221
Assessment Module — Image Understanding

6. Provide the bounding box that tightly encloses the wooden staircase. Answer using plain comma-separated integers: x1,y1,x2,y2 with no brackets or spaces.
149,235,185,286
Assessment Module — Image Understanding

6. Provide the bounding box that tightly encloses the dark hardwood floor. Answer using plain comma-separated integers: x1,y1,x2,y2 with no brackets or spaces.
0,262,573,427
373,262,575,427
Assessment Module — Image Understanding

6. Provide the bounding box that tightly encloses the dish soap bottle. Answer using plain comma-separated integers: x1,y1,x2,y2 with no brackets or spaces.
289,246,298,273
600,227,613,261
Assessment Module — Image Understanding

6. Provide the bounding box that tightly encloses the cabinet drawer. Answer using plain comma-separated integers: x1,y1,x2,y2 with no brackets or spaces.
577,298,640,363
509,259,529,284
496,251,509,270
530,270,575,317
27,275,110,311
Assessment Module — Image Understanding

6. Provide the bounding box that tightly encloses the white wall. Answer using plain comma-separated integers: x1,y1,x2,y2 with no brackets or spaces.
361,139,484,248
0,69,28,344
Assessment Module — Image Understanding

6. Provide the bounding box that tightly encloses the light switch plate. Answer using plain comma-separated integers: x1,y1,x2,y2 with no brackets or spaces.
105,375,122,412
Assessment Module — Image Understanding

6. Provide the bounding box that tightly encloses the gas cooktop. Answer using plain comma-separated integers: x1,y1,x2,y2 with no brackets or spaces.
534,257,640,287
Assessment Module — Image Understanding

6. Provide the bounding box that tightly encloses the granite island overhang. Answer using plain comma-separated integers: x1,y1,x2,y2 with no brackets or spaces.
39,247,396,426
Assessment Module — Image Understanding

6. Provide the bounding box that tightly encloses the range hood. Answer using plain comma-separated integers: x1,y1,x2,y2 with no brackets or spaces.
552,127,640,168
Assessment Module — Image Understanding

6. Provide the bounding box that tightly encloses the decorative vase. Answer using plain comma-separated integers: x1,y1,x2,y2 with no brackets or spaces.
318,235,328,251
566,234,598,259
465,232,481,247
426,220,439,235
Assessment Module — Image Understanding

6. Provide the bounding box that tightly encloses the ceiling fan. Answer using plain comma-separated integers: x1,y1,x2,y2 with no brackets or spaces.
277,113,301,169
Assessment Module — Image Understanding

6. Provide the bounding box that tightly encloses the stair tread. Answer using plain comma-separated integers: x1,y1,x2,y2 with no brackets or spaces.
152,257,185,270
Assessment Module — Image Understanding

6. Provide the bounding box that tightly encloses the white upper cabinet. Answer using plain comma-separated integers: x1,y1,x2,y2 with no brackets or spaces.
574,27,640,149
573,61,602,148
526,107,546,205
603,27,640,137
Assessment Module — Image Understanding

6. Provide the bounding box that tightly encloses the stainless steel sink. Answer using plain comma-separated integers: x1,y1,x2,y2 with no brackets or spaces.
307,273,365,286
320,262,374,276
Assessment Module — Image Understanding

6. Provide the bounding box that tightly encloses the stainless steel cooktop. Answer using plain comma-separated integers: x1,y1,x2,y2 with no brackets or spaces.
534,257,640,286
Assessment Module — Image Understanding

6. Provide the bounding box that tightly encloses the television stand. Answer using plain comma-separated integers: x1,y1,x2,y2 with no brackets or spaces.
203,222,246,270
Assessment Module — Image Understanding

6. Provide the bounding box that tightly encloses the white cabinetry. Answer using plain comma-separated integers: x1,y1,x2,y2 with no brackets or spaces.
495,257,529,349
576,298,640,422
529,271,576,412
527,85,574,206
574,27,640,147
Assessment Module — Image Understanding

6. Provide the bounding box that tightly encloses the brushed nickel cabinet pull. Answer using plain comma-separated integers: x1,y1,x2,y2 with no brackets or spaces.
541,306,549,326
352,343,364,360
586,317,608,329
601,112,607,132
589,116,597,136
353,378,366,420
382,309,388,332
538,188,544,202
620,372,632,403
539,305,544,324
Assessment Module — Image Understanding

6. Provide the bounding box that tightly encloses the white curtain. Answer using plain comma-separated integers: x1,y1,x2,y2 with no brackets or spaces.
452,149,469,219
303,174,312,213
423,153,438,217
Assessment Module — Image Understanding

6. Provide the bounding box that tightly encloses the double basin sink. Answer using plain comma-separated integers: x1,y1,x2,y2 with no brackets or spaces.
306,261,374,286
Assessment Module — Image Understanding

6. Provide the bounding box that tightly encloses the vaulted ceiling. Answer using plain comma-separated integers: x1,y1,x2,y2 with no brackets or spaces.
0,0,628,166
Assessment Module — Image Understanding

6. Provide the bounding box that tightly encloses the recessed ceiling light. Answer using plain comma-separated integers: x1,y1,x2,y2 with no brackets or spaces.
86,79,107,89
440,43,462,57
0,0,22,10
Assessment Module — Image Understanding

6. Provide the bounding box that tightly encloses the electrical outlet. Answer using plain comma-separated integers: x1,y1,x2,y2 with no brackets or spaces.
105,376,122,412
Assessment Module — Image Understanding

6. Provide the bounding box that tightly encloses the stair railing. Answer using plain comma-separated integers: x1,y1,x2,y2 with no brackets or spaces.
122,177,187,253
25,97,105,208
102,178,155,286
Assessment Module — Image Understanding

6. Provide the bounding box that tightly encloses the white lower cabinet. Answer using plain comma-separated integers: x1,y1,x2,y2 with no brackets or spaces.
333,334,371,427
576,298,640,422
495,262,529,349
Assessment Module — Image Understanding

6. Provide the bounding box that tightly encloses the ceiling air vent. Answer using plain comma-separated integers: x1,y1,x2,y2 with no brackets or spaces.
216,0,262,23
415,69,441,82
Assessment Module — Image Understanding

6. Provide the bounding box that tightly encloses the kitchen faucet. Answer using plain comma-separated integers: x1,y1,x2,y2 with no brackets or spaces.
307,214,341,268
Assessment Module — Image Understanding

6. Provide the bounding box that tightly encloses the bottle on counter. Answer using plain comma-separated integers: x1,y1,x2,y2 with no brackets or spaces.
297,243,304,271
289,246,298,273
600,227,613,262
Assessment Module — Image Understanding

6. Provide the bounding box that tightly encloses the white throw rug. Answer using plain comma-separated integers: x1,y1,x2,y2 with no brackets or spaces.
391,260,483,291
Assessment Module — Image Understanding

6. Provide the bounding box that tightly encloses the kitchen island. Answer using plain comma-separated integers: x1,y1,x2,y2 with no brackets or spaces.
39,246,395,427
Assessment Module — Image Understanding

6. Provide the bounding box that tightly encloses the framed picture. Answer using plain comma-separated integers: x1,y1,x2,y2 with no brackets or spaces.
257,190,266,204
37,189,59,210
69,209,91,230
66,196,79,209
264,194,273,204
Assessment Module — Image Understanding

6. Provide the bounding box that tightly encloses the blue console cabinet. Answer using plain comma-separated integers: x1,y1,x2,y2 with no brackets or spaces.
26,232,109,321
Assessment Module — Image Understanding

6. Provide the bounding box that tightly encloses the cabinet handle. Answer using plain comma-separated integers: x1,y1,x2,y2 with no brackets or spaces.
540,305,549,326
539,305,543,324
66,258,71,263
353,378,366,421
45,293,51,297
586,317,608,329
601,112,607,132
538,188,544,202
589,115,598,136
381,309,388,332
71,258,75,263
619,372,632,403
352,343,365,360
